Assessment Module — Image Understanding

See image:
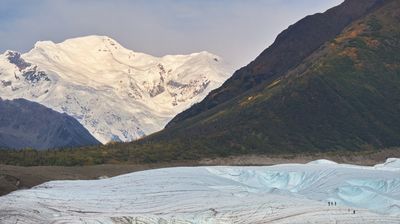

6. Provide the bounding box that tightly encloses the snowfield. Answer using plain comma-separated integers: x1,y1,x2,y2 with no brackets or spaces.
0,159,399,224
0,35,232,143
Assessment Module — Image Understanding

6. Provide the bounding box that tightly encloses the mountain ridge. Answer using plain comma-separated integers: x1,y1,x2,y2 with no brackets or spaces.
167,0,386,127
0,98,100,150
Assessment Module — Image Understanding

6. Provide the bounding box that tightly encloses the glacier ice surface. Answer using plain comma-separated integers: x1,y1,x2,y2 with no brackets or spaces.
0,159,399,223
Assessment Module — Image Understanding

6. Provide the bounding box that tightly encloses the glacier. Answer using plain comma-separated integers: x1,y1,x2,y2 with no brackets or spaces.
0,159,399,223
0,35,233,143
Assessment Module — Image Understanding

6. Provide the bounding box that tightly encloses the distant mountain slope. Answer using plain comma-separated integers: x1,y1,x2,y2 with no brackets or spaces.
126,0,400,160
168,0,385,126
0,98,100,150
0,36,232,143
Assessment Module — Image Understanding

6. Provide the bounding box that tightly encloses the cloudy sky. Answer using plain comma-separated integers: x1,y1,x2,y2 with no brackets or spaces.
0,0,343,69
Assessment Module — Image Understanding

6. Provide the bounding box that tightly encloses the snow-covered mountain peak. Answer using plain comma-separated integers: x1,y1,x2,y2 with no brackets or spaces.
0,36,233,143
24,36,227,85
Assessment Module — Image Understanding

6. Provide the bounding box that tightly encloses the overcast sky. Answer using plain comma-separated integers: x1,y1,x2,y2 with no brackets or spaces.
0,0,343,69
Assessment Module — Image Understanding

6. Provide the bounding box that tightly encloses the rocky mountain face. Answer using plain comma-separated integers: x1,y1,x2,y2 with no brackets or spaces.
168,0,386,126
0,98,100,150
124,0,400,160
0,36,232,143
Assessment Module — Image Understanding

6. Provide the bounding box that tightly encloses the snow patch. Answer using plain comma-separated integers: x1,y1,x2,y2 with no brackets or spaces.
307,159,338,165
375,158,400,170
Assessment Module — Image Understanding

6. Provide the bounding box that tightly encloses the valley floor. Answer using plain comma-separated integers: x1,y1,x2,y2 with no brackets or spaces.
0,157,399,224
